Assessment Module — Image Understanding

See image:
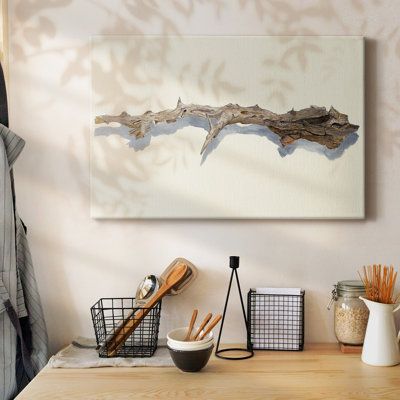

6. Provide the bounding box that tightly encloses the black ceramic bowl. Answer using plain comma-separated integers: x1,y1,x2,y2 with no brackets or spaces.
168,345,214,372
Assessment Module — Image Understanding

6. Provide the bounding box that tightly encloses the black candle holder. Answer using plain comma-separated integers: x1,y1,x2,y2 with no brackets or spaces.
215,256,254,360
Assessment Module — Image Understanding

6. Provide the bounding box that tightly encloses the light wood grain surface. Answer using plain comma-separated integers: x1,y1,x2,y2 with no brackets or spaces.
16,344,400,400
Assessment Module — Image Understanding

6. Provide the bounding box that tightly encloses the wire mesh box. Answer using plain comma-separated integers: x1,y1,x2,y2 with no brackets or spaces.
248,289,305,351
91,298,162,358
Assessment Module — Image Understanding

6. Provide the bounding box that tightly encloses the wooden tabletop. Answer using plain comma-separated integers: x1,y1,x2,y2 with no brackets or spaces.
16,344,400,400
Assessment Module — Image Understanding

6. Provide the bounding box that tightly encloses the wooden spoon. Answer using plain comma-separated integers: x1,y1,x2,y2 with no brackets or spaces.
197,314,222,341
184,309,198,341
107,263,189,356
192,313,212,341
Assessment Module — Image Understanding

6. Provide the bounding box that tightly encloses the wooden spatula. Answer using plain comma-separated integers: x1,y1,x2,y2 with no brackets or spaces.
107,263,189,356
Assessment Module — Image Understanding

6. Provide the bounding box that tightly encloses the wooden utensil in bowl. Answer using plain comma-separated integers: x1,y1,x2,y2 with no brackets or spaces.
197,314,222,341
184,309,198,341
107,263,189,356
192,313,212,341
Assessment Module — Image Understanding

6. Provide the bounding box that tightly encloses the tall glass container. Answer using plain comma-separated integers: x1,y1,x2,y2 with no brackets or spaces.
328,280,369,345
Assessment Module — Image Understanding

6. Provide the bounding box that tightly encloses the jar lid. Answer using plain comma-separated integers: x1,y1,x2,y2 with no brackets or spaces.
337,280,365,296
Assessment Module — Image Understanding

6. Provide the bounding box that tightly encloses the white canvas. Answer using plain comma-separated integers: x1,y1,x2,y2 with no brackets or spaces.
91,36,364,218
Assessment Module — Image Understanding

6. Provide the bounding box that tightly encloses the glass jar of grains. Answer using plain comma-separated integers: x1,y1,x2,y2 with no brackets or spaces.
327,280,369,345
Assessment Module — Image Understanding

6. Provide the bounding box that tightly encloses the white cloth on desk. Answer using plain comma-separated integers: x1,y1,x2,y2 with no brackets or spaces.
48,337,174,368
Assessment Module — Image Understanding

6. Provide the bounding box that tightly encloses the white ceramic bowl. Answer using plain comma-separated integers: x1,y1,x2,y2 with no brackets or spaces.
167,339,214,351
167,327,214,351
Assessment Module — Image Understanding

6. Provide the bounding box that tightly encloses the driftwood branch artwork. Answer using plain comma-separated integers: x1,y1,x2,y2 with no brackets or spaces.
95,99,359,160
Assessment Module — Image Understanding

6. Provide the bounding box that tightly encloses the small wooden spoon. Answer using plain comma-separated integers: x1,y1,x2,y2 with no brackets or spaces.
197,314,222,341
107,263,189,356
192,313,212,341
184,309,198,341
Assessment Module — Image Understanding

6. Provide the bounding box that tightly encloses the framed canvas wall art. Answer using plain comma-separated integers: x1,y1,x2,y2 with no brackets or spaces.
91,36,364,219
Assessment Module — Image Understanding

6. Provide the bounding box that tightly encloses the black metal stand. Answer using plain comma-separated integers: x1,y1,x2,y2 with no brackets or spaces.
215,256,254,360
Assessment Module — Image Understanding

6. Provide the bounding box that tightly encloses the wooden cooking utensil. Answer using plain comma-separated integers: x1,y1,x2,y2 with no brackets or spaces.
197,314,222,341
192,312,212,341
107,263,189,356
184,309,198,341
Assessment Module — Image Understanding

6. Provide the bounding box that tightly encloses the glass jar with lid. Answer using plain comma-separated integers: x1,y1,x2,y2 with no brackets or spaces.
327,280,369,345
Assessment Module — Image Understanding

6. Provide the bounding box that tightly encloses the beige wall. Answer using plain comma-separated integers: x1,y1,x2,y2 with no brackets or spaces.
7,0,400,354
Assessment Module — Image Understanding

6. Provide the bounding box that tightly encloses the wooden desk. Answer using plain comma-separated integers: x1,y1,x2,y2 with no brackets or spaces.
16,344,400,399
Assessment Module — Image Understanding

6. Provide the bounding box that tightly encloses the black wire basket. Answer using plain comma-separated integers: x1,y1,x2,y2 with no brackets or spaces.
91,298,162,358
247,289,305,351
